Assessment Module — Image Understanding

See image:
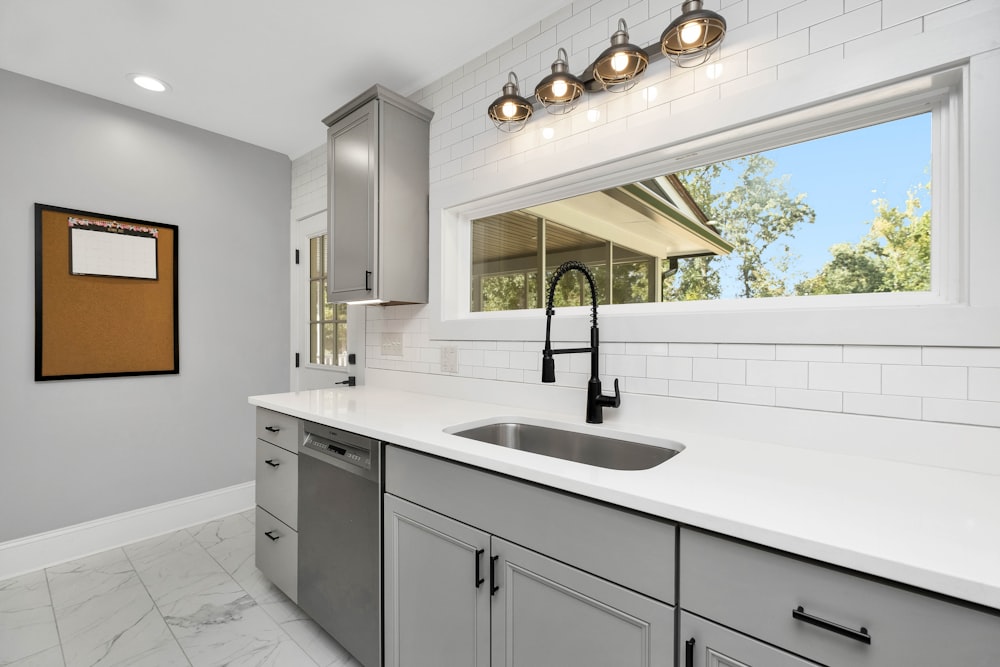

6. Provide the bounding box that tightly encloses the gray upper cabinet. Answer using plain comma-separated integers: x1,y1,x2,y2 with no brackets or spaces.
323,85,433,304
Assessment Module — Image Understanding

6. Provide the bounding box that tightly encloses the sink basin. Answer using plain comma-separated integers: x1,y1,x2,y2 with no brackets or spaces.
448,420,681,471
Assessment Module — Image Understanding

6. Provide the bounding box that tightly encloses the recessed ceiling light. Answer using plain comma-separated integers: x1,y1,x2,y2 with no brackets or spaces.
130,74,170,92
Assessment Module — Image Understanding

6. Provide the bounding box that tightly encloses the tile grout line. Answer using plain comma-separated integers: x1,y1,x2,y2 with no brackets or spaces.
121,534,195,667
40,567,69,667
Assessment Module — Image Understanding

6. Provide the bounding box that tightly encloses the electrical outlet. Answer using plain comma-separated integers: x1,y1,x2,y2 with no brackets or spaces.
441,346,458,374
381,332,403,357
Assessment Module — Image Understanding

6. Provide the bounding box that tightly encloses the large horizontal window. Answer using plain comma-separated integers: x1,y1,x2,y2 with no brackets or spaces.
470,113,932,313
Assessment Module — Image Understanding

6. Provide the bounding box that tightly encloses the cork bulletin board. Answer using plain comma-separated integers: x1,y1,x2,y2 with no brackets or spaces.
34,203,179,381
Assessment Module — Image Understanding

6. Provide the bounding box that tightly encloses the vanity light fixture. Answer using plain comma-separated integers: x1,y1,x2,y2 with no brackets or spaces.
488,72,533,132
535,48,586,115
660,0,727,68
592,19,648,93
130,74,170,92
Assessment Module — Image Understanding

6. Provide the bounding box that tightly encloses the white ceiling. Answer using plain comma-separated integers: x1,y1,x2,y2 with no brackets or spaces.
0,0,571,159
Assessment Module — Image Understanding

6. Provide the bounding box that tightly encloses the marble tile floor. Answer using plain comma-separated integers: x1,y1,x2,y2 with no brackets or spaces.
0,510,361,667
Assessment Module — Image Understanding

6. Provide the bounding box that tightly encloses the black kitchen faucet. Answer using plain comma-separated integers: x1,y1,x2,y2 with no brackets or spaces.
541,260,622,424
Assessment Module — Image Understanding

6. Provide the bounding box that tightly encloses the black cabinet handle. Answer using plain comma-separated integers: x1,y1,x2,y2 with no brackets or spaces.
264,459,280,468
793,606,871,645
264,426,280,433
685,638,695,667
365,270,372,291
490,555,499,595
475,549,485,588
264,530,280,541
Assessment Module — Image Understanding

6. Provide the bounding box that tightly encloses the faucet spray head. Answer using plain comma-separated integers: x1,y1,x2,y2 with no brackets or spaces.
542,351,555,383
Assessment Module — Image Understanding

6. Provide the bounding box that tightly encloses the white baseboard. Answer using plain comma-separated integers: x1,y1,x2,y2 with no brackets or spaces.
0,482,255,581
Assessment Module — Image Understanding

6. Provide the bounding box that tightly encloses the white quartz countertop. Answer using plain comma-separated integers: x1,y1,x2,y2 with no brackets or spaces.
249,386,1000,611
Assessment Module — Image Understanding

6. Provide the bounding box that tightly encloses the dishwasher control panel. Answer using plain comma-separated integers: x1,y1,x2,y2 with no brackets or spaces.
302,422,377,471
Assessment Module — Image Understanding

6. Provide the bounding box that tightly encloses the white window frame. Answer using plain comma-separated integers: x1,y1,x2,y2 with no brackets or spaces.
429,60,1000,347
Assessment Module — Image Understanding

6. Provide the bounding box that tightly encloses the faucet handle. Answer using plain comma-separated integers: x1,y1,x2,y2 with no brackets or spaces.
599,378,621,409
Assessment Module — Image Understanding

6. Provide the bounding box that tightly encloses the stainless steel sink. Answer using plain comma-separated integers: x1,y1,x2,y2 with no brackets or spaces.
449,421,681,471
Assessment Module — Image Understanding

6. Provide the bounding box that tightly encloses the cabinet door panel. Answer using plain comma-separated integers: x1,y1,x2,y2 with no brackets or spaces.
383,494,490,667
328,99,376,299
491,537,674,667
680,612,821,667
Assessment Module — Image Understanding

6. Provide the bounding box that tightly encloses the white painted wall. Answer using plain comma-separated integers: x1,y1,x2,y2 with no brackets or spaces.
292,1,999,449
0,69,291,543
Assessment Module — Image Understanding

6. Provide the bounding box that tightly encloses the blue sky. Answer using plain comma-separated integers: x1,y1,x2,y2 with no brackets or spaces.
708,112,932,296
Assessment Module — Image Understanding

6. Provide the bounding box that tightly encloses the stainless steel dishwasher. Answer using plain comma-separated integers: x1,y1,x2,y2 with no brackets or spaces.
298,420,381,667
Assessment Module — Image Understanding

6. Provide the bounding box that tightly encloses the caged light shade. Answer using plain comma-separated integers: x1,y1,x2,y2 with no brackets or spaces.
488,72,533,132
661,0,727,68
592,19,648,93
535,48,586,115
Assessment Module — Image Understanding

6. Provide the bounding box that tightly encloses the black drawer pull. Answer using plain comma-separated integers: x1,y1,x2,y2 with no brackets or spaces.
264,530,280,541
264,426,280,433
264,459,280,468
490,555,499,595
793,606,871,644
475,549,485,588
685,638,695,667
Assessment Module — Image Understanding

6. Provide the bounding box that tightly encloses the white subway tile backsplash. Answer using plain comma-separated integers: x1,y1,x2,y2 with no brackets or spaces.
624,376,670,396
509,350,540,370
670,380,719,400
882,365,968,399
844,18,921,60
923,398,1000,428
776,387,843,412
483,350,511,368
459,349,485,367
749,28,809,71
606,354,646,376
723,13,778,58
776,344,842,362
969,368,1000,402
778,44,843,80
748,0,795,23
883,0,964,28
694,358,747,384
746,360,808,388
779,0,842,37
626,342,670,356
809,2,881,51
718,383,776,406
648,355,693,380
842,345,922,365
843,392,922,420
809,361,880,393
718,343,775,360
670,343,718,358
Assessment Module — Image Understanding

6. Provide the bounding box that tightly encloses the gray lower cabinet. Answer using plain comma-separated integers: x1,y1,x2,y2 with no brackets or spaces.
384,492,674,667
383,494,490,667
492,536,674,667
680,527,1000,667
680,612,821,667
254,407,300,602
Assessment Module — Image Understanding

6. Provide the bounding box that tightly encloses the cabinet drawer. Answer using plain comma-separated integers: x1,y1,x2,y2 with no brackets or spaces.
256,439,297,529
680,611,821,667
255,507,297,603
255,408,298,452
385,445,675,604
680,528,1000,667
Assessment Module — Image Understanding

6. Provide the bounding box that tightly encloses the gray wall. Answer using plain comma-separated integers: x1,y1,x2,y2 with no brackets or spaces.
0,69,291,542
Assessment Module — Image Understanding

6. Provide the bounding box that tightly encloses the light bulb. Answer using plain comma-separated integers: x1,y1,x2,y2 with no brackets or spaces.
551,79,568,98
501,101,518,118
680,20,703,45
611,51,630,72
132,75,167,92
